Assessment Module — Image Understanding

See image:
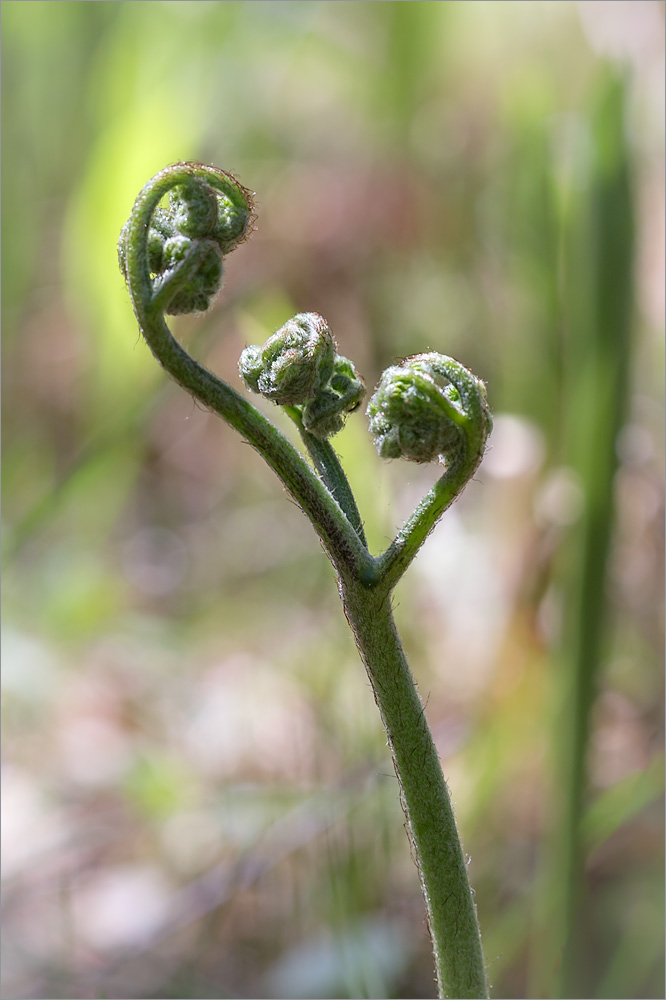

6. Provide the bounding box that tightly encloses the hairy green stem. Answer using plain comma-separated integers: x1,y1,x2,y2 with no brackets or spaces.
343,579,489,999
378,456,478,593
284,404,367,546
119,161,491,999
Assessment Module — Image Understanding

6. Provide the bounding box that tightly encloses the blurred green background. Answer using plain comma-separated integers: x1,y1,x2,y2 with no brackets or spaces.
2,2,664,998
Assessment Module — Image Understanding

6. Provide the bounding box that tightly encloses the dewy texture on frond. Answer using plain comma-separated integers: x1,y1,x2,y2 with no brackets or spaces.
367,352,491,465
239,312,365,439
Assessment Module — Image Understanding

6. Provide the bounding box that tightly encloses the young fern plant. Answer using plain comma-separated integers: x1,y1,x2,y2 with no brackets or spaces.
119,162,491,1000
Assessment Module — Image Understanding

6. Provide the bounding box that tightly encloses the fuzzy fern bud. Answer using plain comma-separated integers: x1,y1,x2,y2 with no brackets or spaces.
367,353,491,464
169,181,218,238
239,313,364,439
212,195,250,255
163,238,224,315
239,313,335,405
302,355,365,438
118,164,253,317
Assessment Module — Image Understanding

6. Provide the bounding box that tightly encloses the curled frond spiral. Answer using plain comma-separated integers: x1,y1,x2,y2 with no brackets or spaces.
239,312,365,439
367,352,491,467
118,161,254,317
238,313,336,404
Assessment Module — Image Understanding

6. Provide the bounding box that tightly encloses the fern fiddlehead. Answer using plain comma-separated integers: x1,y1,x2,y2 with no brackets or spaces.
239,311,367,542
369,352,492,591
239,310,364,436
119,162,491,999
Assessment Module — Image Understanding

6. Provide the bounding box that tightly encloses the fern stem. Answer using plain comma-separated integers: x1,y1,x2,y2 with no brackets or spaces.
342,579,489,999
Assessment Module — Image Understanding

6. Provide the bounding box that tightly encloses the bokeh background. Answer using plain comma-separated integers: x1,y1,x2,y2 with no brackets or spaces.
2,2,664,998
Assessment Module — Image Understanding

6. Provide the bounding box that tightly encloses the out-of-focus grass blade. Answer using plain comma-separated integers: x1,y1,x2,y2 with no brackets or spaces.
542,68,636,1000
